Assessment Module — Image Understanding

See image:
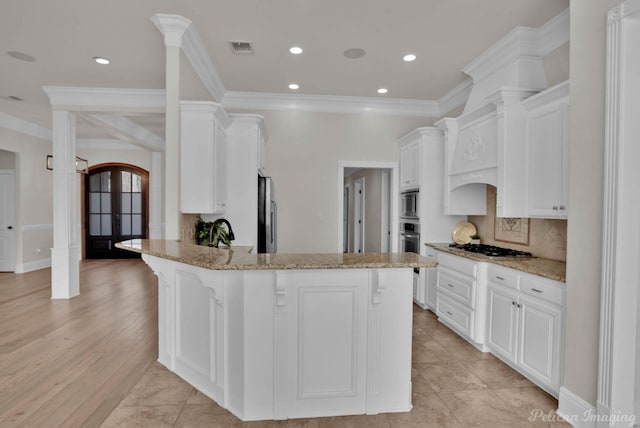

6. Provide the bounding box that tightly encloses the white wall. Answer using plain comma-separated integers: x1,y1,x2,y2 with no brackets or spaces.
0,128,53,270
0,150,15,169
245,110,427,253
563,0,622,407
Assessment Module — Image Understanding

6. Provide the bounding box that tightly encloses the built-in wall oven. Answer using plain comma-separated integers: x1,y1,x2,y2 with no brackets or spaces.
400,190,419,220
400,221,420,255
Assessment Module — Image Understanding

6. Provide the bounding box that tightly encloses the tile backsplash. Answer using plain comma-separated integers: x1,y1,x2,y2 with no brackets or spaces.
468,186,567,261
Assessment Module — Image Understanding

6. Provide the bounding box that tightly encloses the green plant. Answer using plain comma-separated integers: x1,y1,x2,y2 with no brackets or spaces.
470,233,481,239
195,216,213,243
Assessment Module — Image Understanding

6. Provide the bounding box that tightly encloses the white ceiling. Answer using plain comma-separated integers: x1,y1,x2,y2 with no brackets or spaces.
0,0,569,140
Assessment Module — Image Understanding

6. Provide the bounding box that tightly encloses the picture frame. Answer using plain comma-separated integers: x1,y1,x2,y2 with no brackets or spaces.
494,217,530,245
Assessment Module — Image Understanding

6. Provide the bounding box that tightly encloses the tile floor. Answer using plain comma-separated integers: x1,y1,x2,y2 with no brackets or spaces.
101,306,570,427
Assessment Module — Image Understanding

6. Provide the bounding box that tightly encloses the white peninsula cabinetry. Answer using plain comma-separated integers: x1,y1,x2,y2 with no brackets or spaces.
117,240,432,421
486,264,564,396
522,81,570,219
180,101,230,214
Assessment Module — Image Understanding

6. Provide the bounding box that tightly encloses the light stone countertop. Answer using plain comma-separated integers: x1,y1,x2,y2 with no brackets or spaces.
116,239,437,271
426,243,566,283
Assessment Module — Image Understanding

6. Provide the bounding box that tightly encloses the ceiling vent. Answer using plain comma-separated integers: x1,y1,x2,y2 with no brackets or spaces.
229,41,254,55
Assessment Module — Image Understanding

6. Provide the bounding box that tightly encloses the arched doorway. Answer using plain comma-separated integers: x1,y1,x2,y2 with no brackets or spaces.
84,164,148,258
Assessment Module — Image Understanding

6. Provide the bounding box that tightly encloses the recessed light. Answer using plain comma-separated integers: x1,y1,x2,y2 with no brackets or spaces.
289,83,300,90
289,46,303,55
93,56,110,65
7,51,36,62
377,88,388,94
343,48,366,59
403,54,417,62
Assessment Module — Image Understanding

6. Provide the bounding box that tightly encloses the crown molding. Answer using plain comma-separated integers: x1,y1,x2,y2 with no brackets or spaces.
42,86,166,114
0,112,52,141
80,113,165,151
228,113,268,141
463,9,569,83
521,80,569,111
76,138,145,150
437,78,473,116
222,91,441,117
150,14,192,47
537,8,569,55
181,25,226,101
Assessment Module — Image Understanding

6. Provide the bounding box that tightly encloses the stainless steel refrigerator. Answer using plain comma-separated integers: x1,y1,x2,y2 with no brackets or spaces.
258,175,277,253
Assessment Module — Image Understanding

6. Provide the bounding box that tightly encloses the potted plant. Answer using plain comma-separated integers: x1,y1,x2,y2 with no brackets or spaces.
470,233,481,245
194,216,213,246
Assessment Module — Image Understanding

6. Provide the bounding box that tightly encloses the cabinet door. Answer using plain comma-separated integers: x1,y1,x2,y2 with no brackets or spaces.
400,142,419,190
517,295,563,391
214,122,227,212
486,284,518,363
425,267,437,310
528,103,567,218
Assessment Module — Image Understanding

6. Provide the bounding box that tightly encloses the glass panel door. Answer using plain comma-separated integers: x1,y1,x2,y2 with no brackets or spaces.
85,165,148,258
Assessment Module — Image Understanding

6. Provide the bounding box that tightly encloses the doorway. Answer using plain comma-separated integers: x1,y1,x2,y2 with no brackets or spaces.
0,169,16,272
339,162,397,254
84,164,148,258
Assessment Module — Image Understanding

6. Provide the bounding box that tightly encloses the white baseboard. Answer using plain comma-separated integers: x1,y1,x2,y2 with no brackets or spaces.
15,258,51,273
557,386,597,427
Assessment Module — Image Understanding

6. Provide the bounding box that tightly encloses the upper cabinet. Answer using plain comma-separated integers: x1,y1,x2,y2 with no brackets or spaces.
399,140,419,190
180,101,231,214
522,81,570,219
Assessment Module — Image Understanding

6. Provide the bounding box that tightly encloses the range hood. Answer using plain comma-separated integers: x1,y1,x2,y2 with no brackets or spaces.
436,27,550,217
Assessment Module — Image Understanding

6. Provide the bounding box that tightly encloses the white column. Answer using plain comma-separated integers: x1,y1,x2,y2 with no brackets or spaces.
164,44,181,240
50,111,80,299
149,151,164,239
151,14,192,241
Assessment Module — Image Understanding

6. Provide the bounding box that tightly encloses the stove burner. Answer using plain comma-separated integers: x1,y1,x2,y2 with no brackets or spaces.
448,243,533,258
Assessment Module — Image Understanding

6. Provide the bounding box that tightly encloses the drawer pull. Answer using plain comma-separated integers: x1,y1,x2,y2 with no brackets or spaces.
496,276,505,281
530,288,543,294
446,311,453,316
447,283,455,288
512,301,517,306
517,303,522,308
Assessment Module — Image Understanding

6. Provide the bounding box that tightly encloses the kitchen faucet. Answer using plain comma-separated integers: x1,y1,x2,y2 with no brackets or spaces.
208,218,235,247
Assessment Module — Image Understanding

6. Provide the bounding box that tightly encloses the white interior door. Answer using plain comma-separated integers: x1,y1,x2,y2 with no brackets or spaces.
343,185,349,253
0,171,16,272
353,177,365,253
381,170,391,252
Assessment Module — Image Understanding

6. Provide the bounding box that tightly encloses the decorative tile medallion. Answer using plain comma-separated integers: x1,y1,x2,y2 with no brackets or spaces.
494,217,530,245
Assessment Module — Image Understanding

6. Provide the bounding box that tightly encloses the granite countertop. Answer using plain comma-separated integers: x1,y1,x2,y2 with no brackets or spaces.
426,243,566,283
116,239,437,271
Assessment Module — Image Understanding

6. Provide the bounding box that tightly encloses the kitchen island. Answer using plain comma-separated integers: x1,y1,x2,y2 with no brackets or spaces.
116,239,435,421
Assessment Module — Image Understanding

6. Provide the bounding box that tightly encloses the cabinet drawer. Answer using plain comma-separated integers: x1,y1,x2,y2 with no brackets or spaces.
437,268,474,307
487,265,519,289
437,252,477,278
520,274,564,305
436,293,473,338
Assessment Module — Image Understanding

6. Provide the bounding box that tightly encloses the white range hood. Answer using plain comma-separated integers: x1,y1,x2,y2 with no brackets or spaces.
436,26,552,217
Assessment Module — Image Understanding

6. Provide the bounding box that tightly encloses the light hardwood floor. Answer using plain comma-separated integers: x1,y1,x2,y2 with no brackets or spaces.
0,260,158,427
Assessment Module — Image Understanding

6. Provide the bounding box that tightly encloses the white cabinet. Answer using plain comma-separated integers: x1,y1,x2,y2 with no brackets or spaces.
414,247,438,310
523,81,570,218
435,252,487,346
485,264,564,397
399,140,419,190
180,101,230,214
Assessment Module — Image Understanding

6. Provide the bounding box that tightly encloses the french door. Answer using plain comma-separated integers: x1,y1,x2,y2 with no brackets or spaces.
85,165,148,258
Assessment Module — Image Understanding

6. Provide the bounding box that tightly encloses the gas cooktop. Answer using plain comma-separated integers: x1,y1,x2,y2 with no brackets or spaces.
448,243,533,258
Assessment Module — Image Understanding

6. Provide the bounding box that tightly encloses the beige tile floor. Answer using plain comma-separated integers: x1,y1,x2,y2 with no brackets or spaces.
101,306,570,427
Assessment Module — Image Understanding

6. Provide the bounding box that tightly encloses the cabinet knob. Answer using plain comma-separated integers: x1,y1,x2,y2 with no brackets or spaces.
552,206,558,210
559,205,566,210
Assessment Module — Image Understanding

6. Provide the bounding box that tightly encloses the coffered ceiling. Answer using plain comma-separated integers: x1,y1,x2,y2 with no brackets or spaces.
0,0,569,141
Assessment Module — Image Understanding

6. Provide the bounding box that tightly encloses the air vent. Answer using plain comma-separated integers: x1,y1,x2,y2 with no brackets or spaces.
229,41,254,55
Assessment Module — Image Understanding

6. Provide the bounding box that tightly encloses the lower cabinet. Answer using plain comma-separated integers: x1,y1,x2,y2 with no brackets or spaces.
486,266,564,397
